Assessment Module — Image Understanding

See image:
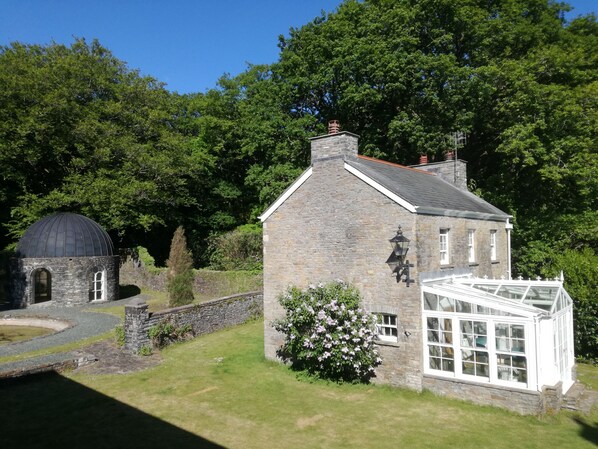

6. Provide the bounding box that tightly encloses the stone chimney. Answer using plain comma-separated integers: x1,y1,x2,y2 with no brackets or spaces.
410,157,469,191
310,121,359,165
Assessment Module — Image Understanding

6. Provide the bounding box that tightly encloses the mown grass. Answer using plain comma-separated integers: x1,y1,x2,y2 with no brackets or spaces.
0,325,52,345
578,363,598,391
2,319,595,449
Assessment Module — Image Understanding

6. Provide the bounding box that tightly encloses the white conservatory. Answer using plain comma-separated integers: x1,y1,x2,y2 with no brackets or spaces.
421,274,575,394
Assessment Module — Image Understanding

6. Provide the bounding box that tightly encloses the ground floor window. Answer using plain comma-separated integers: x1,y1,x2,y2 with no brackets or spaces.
425,314,528,386
427,317,454,372
376,314,398,342
90,269,104,301
460,320,489,378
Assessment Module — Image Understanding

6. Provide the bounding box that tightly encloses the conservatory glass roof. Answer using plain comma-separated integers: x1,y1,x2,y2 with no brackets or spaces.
421,274,572,316
452,278,573,314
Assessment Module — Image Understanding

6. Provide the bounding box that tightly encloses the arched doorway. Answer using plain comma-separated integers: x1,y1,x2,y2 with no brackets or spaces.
33,269,51,303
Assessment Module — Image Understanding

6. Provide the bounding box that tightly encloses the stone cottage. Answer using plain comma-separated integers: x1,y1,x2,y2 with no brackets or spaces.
260,123,574,414
10,213,119,307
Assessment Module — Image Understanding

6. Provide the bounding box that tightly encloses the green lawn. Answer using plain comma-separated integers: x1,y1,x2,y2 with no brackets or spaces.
1,319,596,449
0,325,52,345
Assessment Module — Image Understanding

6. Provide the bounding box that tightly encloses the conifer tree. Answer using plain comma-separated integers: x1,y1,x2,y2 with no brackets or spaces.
166,226,195,307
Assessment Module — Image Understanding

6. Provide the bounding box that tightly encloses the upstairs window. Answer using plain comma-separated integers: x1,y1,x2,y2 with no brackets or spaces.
376,314,398,342
439,229,450,265
490,230,497,261
468,229,476,263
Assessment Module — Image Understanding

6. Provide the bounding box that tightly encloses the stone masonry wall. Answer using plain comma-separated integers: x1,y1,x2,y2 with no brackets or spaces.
263,132,511,394
10,255,119,307
263,151,423,390
415,215,509,280
423,375,561,415
124,292,263,354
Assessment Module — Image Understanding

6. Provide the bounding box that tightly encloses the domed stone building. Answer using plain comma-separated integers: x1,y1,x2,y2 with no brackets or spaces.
10,213,119,308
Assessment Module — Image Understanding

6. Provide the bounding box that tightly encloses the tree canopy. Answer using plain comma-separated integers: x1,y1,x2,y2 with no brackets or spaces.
1,2,595,287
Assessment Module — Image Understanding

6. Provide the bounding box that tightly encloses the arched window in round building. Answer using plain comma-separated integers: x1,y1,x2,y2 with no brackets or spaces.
89,267,105,302
10,213,120,308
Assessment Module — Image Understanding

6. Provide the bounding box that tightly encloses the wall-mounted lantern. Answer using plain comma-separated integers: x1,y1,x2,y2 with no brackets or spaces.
386,226,414,286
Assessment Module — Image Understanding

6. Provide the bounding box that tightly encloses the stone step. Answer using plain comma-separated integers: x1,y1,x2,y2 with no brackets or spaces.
563,382,598,414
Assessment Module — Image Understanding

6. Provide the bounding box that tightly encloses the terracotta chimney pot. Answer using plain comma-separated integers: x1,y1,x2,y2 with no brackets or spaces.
328,120,340,134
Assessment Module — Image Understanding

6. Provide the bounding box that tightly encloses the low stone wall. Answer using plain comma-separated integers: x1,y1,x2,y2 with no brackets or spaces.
124,292,263,354
423,375,563,415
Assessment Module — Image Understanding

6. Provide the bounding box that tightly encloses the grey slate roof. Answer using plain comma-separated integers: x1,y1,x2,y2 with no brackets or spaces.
347,156,510,220
16,213,115,258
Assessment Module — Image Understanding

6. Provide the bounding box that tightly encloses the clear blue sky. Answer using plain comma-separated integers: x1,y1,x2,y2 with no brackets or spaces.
0,0,595,94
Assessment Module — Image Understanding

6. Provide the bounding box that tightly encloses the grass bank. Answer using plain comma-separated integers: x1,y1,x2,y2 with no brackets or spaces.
1,319,595,449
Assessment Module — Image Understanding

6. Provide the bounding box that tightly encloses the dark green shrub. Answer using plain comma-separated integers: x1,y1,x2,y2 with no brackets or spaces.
149,318,194,349
166,226,195,307
208,224,262,271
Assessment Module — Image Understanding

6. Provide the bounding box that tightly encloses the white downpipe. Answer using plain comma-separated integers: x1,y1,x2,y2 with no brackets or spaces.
505,219,513,280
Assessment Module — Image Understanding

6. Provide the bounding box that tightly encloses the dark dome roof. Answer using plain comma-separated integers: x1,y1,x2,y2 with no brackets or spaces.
16,213,114,258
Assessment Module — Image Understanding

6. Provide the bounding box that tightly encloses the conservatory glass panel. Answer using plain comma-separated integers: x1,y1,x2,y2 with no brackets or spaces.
495,323,525,353
439,297,455,312
424,292,438,311
495,285,528,300
461,320,487,349
462,350,489,378
471,284,497,294
497,354,527,383
456,300,472,313
475,305,490,315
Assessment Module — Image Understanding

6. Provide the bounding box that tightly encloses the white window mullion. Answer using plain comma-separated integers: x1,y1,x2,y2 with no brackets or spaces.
488,323,498,384
453,317,462,377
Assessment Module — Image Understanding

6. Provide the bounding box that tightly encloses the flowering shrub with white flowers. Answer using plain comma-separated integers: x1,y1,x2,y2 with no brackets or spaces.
274,280,381,382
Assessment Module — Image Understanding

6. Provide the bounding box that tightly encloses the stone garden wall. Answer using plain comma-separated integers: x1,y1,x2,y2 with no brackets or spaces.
124,292,263,354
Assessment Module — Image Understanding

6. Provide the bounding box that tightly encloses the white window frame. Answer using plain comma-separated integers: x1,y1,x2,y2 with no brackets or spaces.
376,313,398,342
460,319,489,379
422,289,534,390
92,270,105,301
439,228,450,265
495,322,527,383
468,229,476,263
490,230,497,261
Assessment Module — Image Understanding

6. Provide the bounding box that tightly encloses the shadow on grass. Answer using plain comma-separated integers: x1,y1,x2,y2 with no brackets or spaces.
573,416,598,446
0,371,224,449
120,284,142,299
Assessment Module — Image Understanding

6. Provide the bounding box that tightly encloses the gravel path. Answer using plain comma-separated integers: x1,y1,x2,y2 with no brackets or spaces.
0,296,147,376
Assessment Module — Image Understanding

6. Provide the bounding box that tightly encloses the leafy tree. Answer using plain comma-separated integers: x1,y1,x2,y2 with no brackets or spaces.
272,0,596,245
0,38,213,257
166,226,194,307
265,0,596,355
535,247,598,360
